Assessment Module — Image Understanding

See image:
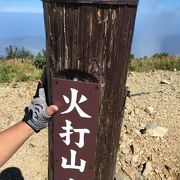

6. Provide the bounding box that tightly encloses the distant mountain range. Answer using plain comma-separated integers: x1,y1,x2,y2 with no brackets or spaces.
0,36,45,56
0,35,179,58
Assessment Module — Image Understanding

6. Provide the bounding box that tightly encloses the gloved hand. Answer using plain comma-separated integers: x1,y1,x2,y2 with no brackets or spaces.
23,70,58,133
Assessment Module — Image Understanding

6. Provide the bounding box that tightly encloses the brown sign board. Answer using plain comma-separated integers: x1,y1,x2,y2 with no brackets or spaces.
52,78,100,180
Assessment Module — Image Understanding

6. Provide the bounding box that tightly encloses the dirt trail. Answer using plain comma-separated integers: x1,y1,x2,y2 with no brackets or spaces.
0,71,179,180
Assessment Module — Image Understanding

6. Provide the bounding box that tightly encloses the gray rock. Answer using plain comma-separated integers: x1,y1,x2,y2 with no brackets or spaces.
115,169,131,180
134,108,140,115
129,71,135,76
122,166,139,180
145,107,155,115
160,80,171,85
121,147,130,155
29,143,35,148
143,161,152,177
132,155,139,163
145,123,168,137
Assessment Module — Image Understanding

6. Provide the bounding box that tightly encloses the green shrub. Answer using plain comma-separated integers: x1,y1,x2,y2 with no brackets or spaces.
33,50,46,69
175,59,180,70
0,60,42,83
0,56,4,60
0,66,11,83
5,45,34,60
129,54,180,72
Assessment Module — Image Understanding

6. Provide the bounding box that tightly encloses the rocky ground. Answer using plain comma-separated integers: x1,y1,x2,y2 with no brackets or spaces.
0,70,179,180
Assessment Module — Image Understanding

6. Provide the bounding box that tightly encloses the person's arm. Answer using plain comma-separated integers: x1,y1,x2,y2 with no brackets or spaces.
0,121,33,167
0,105,58,168
0,68,59,168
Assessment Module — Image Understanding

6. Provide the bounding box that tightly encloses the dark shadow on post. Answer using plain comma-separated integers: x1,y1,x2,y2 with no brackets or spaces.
0,167,24,180
58,69,98,83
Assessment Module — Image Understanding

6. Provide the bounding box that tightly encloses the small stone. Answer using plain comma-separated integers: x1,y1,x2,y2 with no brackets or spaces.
132,155,139,163
134,108,140,115
160,80,171,85
12,83,19,88
145,123,168,137
129,71,135,76
164,165,171,172
29,143,35,148
128,115,135,122
143,162,152,177
131,144,141,155
130,110,135,117
167,174,179,180
122,165,139,180
127,90,131,98
121,148,130,155
115,169,131,180
140,128,147,134
130,144,135,154
135,129,142,136
145,107,155,115
138,164,144,172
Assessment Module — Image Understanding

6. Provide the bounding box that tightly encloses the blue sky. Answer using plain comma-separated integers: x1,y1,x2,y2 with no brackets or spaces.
0,0,42,13
0,0,180,57
133,0,180,57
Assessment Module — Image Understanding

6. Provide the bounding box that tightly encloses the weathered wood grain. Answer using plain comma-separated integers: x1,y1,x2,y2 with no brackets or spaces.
43,2,138,180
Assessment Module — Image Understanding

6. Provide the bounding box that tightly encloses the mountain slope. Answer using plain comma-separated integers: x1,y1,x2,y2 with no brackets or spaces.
0,36,45,56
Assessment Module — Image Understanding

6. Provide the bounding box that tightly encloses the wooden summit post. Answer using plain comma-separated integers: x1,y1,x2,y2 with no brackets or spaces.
42,0,139,179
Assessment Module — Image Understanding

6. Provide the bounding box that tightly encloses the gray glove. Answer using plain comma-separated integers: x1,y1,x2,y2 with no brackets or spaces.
23,87,50,133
